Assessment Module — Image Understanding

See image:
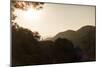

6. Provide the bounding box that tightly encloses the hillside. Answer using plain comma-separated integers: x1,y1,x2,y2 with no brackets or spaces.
53,25,96,60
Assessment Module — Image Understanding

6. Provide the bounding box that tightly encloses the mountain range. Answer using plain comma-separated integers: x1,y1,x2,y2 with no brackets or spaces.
49,25,96,60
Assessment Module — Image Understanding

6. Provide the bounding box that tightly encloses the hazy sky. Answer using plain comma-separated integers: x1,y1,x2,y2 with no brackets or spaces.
15,3,95,39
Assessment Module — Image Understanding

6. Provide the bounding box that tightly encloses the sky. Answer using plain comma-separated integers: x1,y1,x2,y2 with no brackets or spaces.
14,2,96,39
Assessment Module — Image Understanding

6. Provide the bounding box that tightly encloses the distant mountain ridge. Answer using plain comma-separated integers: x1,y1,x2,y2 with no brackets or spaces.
53,25,95,44
52,25,96,60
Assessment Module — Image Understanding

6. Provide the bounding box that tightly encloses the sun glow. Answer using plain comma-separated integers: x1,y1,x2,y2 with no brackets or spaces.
15,6,43,25
24,8,41,21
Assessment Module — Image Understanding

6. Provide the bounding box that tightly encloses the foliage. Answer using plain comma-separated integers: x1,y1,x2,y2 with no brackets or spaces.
11,0,44,22
12,22,41,65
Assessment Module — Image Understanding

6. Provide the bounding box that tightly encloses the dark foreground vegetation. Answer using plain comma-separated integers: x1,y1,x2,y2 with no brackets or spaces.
12,23,96,66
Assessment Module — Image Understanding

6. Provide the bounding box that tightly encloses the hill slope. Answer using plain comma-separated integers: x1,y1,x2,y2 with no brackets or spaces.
53,25,96,60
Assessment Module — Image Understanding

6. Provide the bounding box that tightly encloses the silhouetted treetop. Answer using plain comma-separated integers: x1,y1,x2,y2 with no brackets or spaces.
11,0,44,11
55,38,74,50
11,0,45,23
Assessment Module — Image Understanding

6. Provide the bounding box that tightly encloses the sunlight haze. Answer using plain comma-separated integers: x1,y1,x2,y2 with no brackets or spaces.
14,3,95,39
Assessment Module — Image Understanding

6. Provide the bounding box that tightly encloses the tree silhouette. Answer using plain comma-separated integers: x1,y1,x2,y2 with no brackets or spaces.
33,32,41,41
11,0,44,22
12,23,41,66
11,1,45,66
53,38,81,63
55,38,74,50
